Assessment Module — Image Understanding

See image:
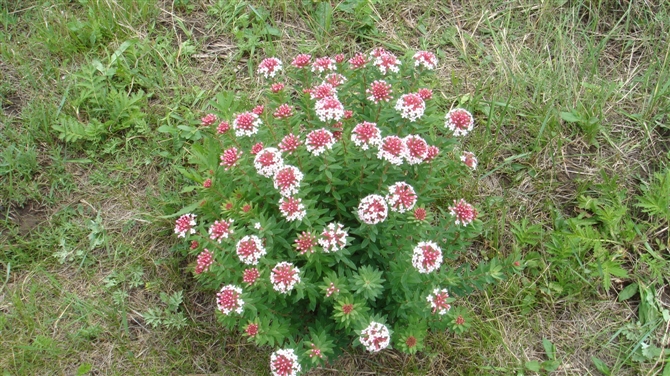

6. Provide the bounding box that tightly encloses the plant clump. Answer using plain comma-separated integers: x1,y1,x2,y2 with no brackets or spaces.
171,49,521,374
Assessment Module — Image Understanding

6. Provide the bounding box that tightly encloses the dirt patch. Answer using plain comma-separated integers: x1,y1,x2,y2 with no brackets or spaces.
6,201,48,236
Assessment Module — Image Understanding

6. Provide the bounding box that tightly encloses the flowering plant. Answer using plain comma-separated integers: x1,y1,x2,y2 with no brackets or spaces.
171,49,521,374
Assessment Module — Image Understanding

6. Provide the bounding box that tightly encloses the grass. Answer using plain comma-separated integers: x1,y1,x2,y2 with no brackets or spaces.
1,0,669,374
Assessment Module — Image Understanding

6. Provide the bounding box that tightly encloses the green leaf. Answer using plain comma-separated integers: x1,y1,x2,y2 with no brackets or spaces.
76,363,92,376
618,283,638,301
542,360,560,372
525,360,541,372
591,356,611,375
542,338,556,360
560,110,581,123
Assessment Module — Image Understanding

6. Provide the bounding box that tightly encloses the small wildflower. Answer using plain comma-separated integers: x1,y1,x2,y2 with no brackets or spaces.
203,178,212,188
310,83,337,100
325,282,340,298
377,135,407,166
411,241,443,274
251,142,264,155
216,285,244,315
413,207,427,221
236,235,267,265
405,336,417,349
360,322,391,352
254,147,285,177
386,182,417,213
254,222,262,230
209,219,234,242
449,199,477,226
220,147,243,170
403,134,428,164
369,47,387,58
190,240,199,250
201,113,217,126
305,128,336,156
314,97,345,122
395,93,425,122
324,73,347,87
445,108,474,136
342,304,354,314
273,165,304,197
279,133,302,154
294,231,318,255
372,51,401,75
270,262,301,293
426,288,451,315
348,53,368,69
357,194,389,225
461,151,478,170
271,83,285,93
233,112,262,137
216,121,230,134
243,268,260,285
175,214,196,238
278,196,306,222
425,145,440,162
351,121,382,150
334,53,345,63
253,105,265,115
245,323,259,337
195,249,214,274
270,349,301,376
312,57,337,73
257,57,283,78
343,110,353,119
309,343,323,358
417,88,433,100
319,223,348,253
413,50,439,70
242,204,252,213
366,80,393,103
291,54,311,69
273,104,294,119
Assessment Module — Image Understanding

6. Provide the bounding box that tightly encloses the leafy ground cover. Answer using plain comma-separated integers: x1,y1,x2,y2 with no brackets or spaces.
1,0,669,374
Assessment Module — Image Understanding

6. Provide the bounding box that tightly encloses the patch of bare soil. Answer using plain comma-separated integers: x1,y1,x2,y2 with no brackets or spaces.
6,201,48,236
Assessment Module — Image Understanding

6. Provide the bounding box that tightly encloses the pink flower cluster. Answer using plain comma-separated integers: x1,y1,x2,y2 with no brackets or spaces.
201,113,217,126
174,214,196,238
377,134,438,166
357,194,389,225
395,93,425,122
273,104,294,119
377,136,407,165
233,112,262,137
325,282,340,297
351,122,382,150
314,96,344,122
220,147,243,170
216,284,244,315
195,249,213,274
236,235,267,265
449,199,477,226
367,80,393,103
291,54,311,69
243,268,260,285
279,133,302,154
270,262,301,293
411,241,443,274
278,197,306,222
312,57,337,73
254,147,284,178
413,50,439,70
318,223,348,253
274,165,303,197
294,231,317,255
209,219,234,242
427,288,451,315
305,128,336,156
270,349,301,376
310,83,337,100
359,321,391,352
385,182,417,213
257,57,282,78
371,48,401,75
461,151,478,169
445,108,474,136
